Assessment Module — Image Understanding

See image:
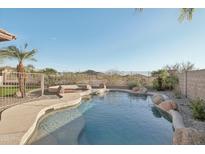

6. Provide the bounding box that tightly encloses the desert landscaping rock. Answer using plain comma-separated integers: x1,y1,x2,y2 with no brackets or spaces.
152,94,165,105
161,91,205,133
158,100,177,111
15,91,22,98
138,87,147,94
86,85,92,90
132,87,147,94
99,83,106,89
132,87,140,91
173,128,205,145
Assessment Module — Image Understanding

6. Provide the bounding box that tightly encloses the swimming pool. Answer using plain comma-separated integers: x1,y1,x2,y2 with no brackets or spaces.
29,91,173,145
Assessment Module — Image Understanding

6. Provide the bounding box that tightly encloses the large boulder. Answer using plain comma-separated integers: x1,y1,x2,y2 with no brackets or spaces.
133,87,147,94
78,84,92,90
99,83,106,89
16,91,22,98
173,128,205,145
86,84,92,90
139,87,147,94
57,85,64,94
132,87,140,91
152,94,165,105
158,100,177,111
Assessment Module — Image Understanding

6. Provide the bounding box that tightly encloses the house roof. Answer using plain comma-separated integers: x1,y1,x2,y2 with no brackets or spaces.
0,66,16,71
0,29,16,42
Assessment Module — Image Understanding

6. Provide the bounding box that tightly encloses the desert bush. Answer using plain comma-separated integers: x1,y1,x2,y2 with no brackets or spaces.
152,69,178,91
173,89,182,99
128,80,141,89
190,98,205,121
173,84,182,99
152,79,161,90
164,75,179,90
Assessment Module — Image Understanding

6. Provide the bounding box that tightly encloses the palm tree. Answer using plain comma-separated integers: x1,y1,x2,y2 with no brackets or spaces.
0,43,37,97
178,8,195,22
135,8,195,22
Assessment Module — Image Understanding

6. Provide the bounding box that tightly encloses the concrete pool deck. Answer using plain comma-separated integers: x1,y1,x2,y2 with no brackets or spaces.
0,93,82,145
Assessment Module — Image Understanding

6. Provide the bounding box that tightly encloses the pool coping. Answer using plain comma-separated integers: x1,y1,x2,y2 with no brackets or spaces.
20,97,82,145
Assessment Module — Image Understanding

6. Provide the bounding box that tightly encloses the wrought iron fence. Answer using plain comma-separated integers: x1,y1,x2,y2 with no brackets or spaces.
0,72,44,109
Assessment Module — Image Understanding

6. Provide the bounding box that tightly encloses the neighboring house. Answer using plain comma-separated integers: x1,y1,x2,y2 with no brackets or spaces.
0,29,16,86
0,66,17,86
0,66,16,75
0,28,16,42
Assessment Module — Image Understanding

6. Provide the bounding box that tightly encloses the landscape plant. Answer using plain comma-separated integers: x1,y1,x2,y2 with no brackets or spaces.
0,43,37,97
128,80,141,89
152,69,178,91
190,98,205,121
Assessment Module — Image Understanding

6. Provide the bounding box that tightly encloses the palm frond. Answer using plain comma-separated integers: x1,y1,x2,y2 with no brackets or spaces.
23,49,37,61
134,8,143,13
0,44,37,63
0,48,19,60
178,8,195,22
24,43,28,49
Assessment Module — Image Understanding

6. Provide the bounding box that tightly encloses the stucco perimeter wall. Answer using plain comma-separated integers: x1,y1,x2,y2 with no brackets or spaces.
177,69,205,100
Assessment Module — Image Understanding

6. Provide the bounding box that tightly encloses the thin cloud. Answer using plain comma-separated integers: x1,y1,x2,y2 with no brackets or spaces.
49,37,57,40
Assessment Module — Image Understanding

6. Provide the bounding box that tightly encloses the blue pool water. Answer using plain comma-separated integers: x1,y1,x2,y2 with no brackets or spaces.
30,91,173,145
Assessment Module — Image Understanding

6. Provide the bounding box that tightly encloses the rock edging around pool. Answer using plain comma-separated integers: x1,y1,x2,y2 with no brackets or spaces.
150,93,190,145
150,92,205,145
150,94,185,129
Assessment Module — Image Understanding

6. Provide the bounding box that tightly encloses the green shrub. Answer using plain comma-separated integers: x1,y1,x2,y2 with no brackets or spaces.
190,98,205,121
173,85,182,99
152,69,178,91
174,90,182,99
164,75,179,90
152,78,161,90
128,80,141,89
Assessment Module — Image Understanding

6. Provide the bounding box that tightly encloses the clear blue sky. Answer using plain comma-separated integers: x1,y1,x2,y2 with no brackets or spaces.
0,9,205,72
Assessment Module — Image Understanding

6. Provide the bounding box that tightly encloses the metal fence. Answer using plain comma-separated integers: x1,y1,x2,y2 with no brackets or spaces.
0,72,44,109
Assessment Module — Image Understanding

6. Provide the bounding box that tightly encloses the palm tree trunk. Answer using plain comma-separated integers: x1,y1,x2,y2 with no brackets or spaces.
17,62,26,98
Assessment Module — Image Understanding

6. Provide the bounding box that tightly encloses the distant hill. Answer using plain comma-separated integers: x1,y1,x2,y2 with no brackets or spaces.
80,70,104,75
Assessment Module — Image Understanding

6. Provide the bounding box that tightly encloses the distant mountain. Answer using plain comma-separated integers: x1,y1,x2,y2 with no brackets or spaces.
80,70,104,75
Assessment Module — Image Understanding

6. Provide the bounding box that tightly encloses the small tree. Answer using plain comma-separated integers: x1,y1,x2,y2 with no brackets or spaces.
0,44,37,97
152,69,178,91
40,68,58,86
26,64,35,73
164,61,195,73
